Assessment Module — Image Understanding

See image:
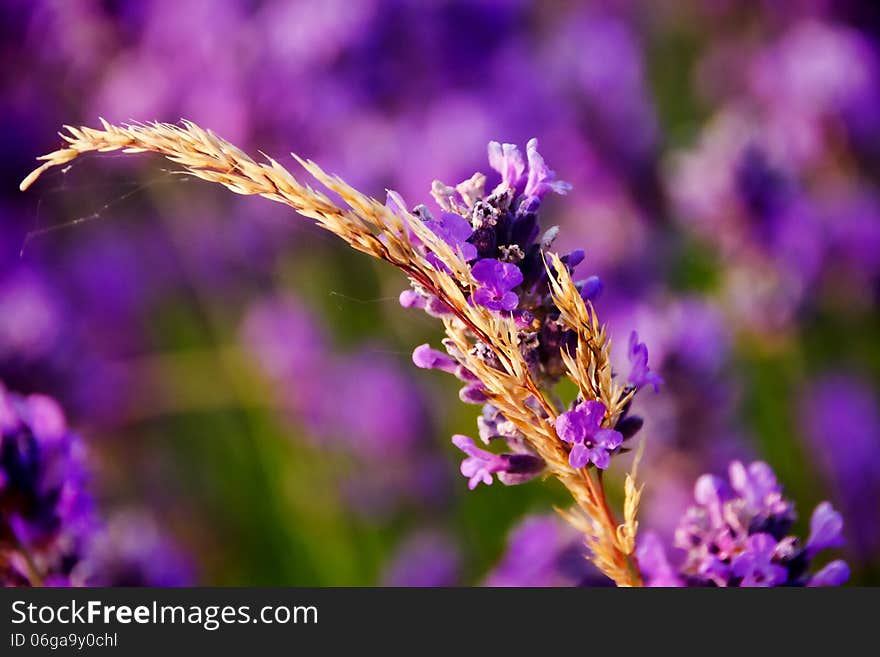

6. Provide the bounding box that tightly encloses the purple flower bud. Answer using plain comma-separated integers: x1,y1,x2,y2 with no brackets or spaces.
0,383,97,585
660,460,848,587
399,289,427,310
578,276,604,303
807,560,850,587
23,394,67,443
478,405,523,445
693,474,731,526
497,453,546,486
399,289,453,317
451,435,543,490
425,295,454,317
488,141,526,189
565,249,585,270
806,502,845,555
614,415,643,440
627,331,663,392
412,344,458,374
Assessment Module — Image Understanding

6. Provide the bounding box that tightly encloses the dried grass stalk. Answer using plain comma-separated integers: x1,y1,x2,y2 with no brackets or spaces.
21,120,643,586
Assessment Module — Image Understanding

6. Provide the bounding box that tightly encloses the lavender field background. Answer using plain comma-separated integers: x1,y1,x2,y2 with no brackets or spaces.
2,0,879,585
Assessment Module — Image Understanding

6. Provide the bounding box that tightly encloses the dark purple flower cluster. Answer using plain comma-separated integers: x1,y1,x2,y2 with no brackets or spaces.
0,383,94,585
403,139,659,488
0,381,190,587
637,461,848,587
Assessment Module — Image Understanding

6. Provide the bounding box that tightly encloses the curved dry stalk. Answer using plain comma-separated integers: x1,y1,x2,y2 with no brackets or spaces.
21,120,643,586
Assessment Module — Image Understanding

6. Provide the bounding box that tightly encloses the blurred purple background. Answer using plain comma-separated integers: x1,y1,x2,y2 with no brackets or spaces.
1,0,878,585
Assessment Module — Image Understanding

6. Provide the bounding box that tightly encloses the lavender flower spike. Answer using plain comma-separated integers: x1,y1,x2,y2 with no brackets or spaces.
731,533,788,587
806,502,845,555
644,460,849,587
19,121,664,587
555,400,623,469
808,560,851,587
424,212,478,270
412,344,458,374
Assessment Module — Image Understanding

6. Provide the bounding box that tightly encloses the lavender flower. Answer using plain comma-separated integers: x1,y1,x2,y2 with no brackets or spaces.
578,275,603,303
471,258,523,312
524,138,572,200
638,460,849,587
555,401,623,469
488,141,526,190
19,122,665,587
424,212,478,270
627,331,662,392
412,344,458,374
451,435,544,490
806,502,845,555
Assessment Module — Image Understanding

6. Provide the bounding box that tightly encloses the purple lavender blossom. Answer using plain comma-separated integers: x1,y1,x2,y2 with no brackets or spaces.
412,344,487,406
398,137,658,484
524,138,572,200
399,287,454,317
477,404,524,446
627,331,662,392
730,533,788,587
424,212,478,270
451,435,544,489
807,560,851,587
0,382,95,585
470,258,523,312
578,275,603,303
806,502,845,555
488,141,526,190
639,460,848,587
458,383,488,405
412,344,458,374
555,400,623,469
